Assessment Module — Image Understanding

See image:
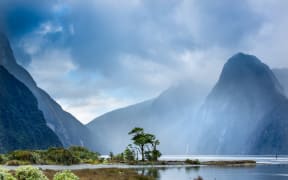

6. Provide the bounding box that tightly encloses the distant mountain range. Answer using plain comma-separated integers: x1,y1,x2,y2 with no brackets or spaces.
88,53,288,155
1,33,288,155
0,33,91,151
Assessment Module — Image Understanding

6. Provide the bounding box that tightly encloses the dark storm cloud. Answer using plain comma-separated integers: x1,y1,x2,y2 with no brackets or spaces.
64,0,264,73
1,0,264,72
0,0,56,37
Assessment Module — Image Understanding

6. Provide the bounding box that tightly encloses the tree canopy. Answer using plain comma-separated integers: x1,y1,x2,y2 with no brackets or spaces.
128,127,161,161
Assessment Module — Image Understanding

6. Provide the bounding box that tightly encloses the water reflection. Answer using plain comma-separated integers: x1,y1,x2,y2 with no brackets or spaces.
137,165,288,180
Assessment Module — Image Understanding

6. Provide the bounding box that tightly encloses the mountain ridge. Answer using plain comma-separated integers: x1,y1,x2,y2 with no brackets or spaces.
88,52,288,155
0,33,92,147
0,65,62,153
197,52,288,154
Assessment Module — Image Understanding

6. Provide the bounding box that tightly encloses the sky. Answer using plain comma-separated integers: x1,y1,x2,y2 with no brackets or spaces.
0,0,287,124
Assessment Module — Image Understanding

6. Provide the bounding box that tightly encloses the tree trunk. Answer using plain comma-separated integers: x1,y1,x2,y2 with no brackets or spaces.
141,145,144,161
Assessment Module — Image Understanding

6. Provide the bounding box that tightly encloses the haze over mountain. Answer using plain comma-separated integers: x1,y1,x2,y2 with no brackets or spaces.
1,31,288,155
0,33,91,147
0,65,62,153
88,53,288,155
197,53,288,154
88,81,209,154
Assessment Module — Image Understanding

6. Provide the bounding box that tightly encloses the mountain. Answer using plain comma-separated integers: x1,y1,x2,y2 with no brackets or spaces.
0,33,91,147
273,68,288,96
0,65,62,153
249,99,288,154
197,53,288,154
87,81,208,154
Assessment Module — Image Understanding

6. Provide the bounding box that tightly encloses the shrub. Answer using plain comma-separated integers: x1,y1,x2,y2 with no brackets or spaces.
151,149,161,161
194,176,203,180
68,146,99,162
0,155,4,164
8,151,36,163
113,153,124,162
185,159,201,165
0,168,16,180
53,170,79,180
47,148,80,165
5,160,30,166
15,166,48,180
124,147,135,162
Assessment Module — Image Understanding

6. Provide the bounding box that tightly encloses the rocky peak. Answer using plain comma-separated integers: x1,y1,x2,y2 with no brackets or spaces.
0,33,16,66
214,52,283,95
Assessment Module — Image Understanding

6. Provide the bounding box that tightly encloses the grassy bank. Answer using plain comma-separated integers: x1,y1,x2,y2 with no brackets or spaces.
43,168,154,180
202,160,256,166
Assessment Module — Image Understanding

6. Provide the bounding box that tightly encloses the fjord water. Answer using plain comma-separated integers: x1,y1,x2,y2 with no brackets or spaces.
139,165,288,180
147,155,288,179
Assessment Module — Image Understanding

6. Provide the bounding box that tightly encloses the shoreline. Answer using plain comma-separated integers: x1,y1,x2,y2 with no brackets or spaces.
1,160,257,171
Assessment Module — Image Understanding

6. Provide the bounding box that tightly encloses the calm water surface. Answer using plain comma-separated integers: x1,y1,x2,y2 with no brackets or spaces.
138,165,288,180
143,155,288,179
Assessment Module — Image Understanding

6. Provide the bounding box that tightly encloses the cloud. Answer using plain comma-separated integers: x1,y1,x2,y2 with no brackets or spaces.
0,0,56,37
1,0,287,122
245,0,288,68
57,95,134,124
174,0,263,47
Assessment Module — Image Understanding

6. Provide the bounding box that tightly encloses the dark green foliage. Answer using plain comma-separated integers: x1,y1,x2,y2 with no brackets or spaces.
151,150,161,161
0,147,99,165
124,146,135,162
109,152,114,159
108,152,125,162
128,127,161,162
0,155,4,164
8,151,36,163
112,153,125,162
5,160,30,166
68,146,99,163
144,151,152,161
46,148,80,165
185,159,200,165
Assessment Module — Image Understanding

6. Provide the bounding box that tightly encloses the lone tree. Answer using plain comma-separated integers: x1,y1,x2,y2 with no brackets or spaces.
128,127,161,161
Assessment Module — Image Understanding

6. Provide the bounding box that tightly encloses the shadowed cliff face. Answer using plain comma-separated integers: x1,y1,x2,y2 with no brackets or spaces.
197,53,287,154
273,68,288,97
0,65,62,153
249,70,288,154
250,100,288,154
0,33,92,148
